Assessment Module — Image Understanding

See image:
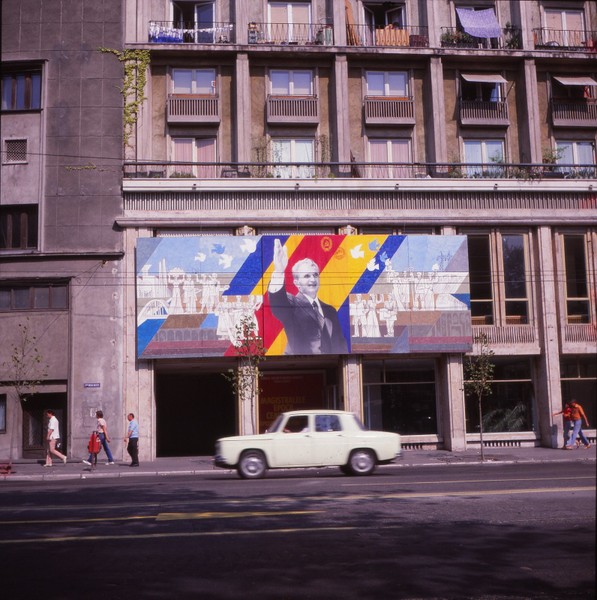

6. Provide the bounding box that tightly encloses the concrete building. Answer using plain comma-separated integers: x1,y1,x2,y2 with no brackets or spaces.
2,0,596,462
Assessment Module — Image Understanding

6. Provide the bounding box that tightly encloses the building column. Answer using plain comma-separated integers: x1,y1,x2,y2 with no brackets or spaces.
536,226,562,448
427,57,447,163
439,354,467,451
333,55,351,168
342,355,363,416
521,59,542,163
234,53,251,163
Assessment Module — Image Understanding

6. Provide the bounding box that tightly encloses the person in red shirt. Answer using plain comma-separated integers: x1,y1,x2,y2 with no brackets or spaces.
553,403,575,448
564,400,591,449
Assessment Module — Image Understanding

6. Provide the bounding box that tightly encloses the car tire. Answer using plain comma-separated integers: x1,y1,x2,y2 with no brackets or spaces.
237,450,267,479
347,449,376,476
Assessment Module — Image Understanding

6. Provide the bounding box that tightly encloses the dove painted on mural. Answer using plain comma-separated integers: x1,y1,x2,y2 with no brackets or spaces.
350,244,365,259
366,258,379,272
368,240,380,251
218,254,233,269
240,238,257,253
212,243,226,254
194,252,207,262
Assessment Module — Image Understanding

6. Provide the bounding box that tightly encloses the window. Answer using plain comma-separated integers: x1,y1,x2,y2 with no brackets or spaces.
268,2,311,43
466,231,530,325
555,141,596,177
366,71,408,97
3,139,28,163
0,395,6,433
363,358,437,435
171,137,216,178
463,139,504,177
562,235,591,324
461,74,504,102
561,357,596,425
172,69,216,94
465,358,534,433
271,138,314,178
173,1,214,27
0,205,38,250
0,283,69,311
1,67,42,111
270,70,313,96
367,139,412,178
544,8,586,47
551,76,596,101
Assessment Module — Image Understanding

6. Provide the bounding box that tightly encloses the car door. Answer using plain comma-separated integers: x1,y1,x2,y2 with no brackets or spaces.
270,414,312,467
309,414,349,466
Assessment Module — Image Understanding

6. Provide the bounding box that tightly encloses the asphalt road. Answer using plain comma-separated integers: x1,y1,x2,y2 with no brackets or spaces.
0,462,594,600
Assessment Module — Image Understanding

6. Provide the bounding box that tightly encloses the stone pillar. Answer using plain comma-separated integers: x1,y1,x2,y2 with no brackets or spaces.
333,55,351,168
234,53,250,163
535,226,562,448
331,0,346,46
428,57,447,163
439,354,467,451
521,59,542,163
342,355,363,416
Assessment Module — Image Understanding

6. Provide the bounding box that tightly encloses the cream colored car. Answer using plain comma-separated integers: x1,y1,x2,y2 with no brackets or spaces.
214,410,401,479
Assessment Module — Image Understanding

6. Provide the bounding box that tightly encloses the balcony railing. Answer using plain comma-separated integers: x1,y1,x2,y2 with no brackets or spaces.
551,99,597,127
346,24,429,47
266,95,319,123
167,95,220,123
364,97,415,124
440,26,521,49
247,22,333,45
459,99,509,126
123,161,597,181
149,21,234,44
533,28,597,50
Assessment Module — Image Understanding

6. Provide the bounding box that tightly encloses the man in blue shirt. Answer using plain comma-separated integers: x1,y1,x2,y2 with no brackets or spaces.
124,413,140,467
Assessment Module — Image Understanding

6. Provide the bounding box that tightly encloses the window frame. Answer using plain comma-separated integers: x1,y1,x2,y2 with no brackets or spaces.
0,394,6,434
1,66,42,112
271,137,315,178
365,70,409,98
366,137,413,178
171,68,217,95
0,282,69,312
0,204,38,251
170,136,217,178
269,69,314,96
559,232,594,325
462,138,505,177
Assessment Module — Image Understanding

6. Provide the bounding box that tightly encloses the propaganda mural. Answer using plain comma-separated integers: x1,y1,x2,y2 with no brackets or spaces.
136,235,472,359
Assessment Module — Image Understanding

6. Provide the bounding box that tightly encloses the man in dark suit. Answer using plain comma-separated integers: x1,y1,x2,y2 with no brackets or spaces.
268,239,348,355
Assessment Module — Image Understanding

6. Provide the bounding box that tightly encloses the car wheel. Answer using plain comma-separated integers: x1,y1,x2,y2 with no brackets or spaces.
237,450,267,479
347,449,376,476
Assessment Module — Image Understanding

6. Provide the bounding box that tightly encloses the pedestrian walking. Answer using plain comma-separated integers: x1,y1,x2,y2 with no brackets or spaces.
553,402,575,448
44,409,67,467
83,410,115,465
564,400,591,450
124,413,140,467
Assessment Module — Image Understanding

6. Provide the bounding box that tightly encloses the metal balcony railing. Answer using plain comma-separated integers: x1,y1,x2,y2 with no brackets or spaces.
266,95,319,123
123,161,597,181
364,97,415,124
247,22,333,45
149,21,234,44
551,99,597,127
440,26,521,49
346,24,429,47
459,99,509,125
533,28,597,50
167,95,220,123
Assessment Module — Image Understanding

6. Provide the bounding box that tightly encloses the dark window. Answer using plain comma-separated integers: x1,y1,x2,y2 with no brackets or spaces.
0,205,38,249
0,395,6,433
0,283,69,311
563,235,590,323
467,235,493,324
1,68,42,111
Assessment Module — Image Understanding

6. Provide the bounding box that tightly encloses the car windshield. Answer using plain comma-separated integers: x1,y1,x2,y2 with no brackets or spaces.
266,415,284,433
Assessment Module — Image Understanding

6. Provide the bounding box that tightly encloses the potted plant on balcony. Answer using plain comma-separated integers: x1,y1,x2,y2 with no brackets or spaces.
504,22,521,49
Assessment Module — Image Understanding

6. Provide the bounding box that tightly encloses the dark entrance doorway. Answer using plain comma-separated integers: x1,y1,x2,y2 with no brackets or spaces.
155,372,235,456
22,393,67,459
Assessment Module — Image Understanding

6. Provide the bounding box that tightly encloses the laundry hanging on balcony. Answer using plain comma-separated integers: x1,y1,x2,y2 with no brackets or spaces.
456,8,502,40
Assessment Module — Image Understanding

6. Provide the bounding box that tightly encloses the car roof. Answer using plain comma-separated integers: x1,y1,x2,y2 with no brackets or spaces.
281,410,352,417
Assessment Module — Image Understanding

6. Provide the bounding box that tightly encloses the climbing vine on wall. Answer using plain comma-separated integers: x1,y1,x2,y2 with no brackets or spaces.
99,48,151,149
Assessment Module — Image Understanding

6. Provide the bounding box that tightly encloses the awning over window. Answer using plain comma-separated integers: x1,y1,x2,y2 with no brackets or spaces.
553,76,597,87
456,8,502,39
461,73,507,84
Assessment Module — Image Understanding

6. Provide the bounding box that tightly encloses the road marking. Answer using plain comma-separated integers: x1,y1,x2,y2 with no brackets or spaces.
0,525,357,545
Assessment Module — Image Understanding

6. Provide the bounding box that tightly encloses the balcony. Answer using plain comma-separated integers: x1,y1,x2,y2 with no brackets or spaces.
266,95,319,124
551,99,597,127
533,28,597,51
459,100,509,126
364,97,415,125
440,26,521,49
167,95,220,124
123,161,597,181
346,24,429,48
247,22,333,46
149,21,234,44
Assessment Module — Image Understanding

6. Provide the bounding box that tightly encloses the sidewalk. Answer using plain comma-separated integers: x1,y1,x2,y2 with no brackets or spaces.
2,445,595,482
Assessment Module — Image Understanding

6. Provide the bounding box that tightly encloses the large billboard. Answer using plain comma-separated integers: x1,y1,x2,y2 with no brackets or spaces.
136,234,472,358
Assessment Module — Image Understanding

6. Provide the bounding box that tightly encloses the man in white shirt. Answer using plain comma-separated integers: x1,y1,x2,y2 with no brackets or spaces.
44,409,67,467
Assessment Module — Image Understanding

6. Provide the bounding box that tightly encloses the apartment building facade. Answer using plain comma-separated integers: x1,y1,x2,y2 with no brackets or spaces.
1,0,596,462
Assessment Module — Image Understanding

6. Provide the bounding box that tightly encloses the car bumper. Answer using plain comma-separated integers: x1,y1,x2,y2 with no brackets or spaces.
214,455,234,469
